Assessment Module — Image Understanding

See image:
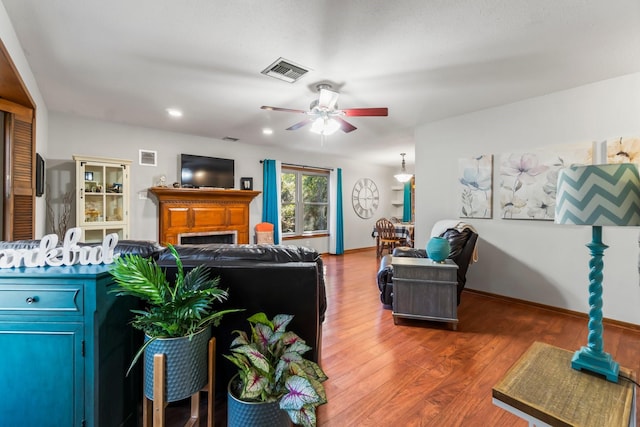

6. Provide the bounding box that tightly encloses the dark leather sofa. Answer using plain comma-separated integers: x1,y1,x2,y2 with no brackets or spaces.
154,243,326,393
377,227,478,308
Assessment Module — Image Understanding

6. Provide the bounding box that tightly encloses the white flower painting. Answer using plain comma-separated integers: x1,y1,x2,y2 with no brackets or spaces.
499,144,591,220
606,137,640,164
458,155,493,219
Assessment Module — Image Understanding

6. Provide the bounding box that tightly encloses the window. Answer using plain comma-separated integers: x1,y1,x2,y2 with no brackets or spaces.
281,167,329,236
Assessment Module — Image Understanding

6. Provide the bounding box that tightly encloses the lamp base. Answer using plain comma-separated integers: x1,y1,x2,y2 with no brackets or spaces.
571,346,619,382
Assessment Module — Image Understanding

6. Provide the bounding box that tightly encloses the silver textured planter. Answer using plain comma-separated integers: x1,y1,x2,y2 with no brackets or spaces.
143,326,211,402
227,375,291,427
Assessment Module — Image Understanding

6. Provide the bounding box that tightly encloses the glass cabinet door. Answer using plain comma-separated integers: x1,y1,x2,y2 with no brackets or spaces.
82,163,106,224
105,165,124,223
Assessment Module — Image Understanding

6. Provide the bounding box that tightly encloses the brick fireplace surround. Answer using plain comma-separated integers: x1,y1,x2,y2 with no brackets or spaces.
148,187,260,246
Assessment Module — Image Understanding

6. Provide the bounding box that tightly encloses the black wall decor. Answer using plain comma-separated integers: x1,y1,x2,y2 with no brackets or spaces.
240,177,253,190
35,153,45,197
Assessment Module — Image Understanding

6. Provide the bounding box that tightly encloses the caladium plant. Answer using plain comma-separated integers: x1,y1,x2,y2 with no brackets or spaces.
224,312,328,427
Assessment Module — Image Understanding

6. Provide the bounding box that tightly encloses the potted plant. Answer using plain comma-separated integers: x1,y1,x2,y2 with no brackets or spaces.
109,244,241,402
224,312,328,427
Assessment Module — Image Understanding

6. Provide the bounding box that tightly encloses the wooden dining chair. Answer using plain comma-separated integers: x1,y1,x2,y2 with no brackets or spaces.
375,218,403,257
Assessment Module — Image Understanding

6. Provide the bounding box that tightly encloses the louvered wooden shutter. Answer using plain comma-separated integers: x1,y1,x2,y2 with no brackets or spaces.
4,113,35,240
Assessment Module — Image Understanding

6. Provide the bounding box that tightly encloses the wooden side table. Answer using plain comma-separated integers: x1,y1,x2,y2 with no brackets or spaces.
493,341,636,427
391,257,459,329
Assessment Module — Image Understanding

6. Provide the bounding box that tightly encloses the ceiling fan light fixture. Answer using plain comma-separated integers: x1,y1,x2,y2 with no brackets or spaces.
394,153,413,183
310,117,340,135
260,84,387,134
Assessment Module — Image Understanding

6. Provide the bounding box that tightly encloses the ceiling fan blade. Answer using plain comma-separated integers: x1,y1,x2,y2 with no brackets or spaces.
342,108,388,117
261,106,308,114
336,117,357,133
286,118,314,131
318,88,339,110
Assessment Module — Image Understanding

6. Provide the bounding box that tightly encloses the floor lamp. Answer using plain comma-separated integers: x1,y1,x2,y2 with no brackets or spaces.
555,163,640,382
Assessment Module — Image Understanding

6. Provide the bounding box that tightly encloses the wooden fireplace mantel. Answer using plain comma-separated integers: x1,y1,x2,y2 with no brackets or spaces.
148,187,261,245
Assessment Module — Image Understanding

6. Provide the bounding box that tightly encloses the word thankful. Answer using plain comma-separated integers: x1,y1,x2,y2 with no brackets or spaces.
0,228,119,268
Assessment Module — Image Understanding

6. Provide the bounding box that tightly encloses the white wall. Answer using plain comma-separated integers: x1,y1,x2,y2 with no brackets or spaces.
415,72,640,324
47,112,397,252
0,1,49,236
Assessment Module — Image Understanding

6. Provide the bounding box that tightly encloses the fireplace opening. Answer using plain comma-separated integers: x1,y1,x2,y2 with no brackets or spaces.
178,231,238,245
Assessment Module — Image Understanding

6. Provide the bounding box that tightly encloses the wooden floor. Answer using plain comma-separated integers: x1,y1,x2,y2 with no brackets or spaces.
162,248,640,426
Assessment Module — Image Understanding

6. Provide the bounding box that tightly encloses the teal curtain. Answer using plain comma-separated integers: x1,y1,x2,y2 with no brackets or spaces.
334,168,344,254
262,159,280,243
402,180,412,222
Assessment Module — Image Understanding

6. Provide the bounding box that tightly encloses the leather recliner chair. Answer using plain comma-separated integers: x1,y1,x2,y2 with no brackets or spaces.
377,227,478,308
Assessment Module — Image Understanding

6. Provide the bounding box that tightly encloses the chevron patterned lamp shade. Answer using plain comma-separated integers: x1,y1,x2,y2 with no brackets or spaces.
556,163,640,226
555,162,640,382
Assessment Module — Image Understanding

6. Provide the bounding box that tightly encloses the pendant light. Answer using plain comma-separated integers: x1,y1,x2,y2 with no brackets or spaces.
394,153,413,183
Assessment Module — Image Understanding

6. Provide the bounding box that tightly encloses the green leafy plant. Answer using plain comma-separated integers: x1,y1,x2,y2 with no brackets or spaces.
225,312,328,427
109,244,240,374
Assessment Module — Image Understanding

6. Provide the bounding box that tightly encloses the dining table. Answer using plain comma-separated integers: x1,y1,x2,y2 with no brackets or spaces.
371,222,414,248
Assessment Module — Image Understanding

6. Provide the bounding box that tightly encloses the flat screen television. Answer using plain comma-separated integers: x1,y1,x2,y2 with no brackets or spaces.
180,154,234,189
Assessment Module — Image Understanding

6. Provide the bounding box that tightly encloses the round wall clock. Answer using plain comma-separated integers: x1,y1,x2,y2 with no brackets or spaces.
352,178,380,219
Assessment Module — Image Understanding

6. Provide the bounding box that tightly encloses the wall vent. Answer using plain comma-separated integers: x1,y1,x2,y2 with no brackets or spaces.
139,149,157,166
261,57,310,83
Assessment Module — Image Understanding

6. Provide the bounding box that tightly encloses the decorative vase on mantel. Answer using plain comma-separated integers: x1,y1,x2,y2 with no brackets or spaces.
426,236,451,263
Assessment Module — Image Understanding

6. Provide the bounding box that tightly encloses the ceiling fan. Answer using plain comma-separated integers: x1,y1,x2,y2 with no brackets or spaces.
260,83,388,134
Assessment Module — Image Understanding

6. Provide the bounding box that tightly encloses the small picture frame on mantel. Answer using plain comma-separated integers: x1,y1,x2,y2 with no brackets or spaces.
240,177,253,190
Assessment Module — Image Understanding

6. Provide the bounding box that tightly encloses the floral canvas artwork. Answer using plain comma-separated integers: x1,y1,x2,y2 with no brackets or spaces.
606,137,640,164
499,144,591,220
458,155,493,219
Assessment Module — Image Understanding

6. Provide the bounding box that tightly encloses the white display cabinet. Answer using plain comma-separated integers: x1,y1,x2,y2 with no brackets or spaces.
73,155,131,243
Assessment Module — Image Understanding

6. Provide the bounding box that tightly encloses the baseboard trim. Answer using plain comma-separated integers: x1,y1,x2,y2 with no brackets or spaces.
464,288,640,332
321,246,377,255
344,247,377,255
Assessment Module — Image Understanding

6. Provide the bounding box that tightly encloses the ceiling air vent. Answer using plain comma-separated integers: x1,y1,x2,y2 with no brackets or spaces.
222,136,239,142
261,57,310,83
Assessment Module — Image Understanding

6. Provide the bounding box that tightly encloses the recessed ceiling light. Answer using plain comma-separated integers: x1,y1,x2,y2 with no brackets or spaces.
263,128,273,135
166,108,183,118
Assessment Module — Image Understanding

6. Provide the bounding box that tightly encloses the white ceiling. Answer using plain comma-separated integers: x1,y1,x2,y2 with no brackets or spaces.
3,0,640,167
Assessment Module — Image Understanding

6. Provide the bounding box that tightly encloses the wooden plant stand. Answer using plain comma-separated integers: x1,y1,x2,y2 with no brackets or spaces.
142,337,216,427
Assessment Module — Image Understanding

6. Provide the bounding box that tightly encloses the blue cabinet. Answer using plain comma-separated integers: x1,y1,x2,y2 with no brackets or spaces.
0,265,138,427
